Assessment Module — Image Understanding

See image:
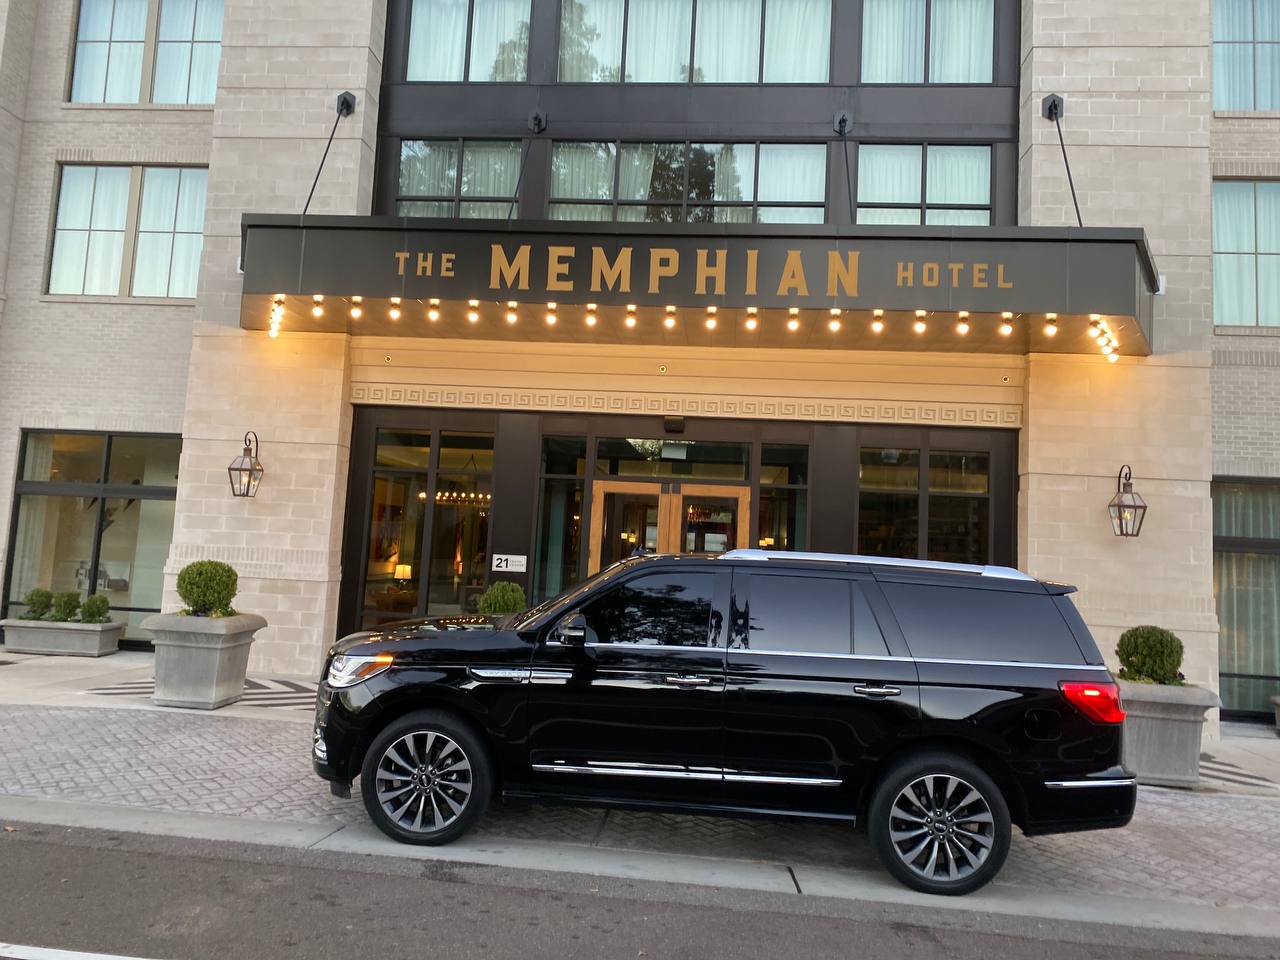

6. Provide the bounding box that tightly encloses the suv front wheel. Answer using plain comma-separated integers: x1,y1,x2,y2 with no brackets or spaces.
868,752,1012,896
360,709,492,845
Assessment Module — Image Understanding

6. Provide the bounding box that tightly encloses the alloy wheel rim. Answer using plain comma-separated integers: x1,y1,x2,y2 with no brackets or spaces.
376,730,473,833
888,774,995,883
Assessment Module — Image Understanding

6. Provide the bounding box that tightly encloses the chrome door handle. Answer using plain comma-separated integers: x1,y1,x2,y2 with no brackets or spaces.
664,675,713,687
853,684,902,698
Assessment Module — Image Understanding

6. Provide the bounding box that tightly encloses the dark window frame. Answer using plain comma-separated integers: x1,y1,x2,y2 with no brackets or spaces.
547,139,829,223
859,0,999,86
2,429,181,636
1211,474,1280,719
555,0,837,85
854,142,995,225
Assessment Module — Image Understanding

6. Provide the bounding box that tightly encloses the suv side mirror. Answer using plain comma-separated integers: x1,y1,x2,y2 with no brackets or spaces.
556,612,587,645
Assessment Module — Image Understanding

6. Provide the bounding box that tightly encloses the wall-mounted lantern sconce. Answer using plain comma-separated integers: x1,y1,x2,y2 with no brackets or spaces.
228,431,264,498
1107,464,1147,538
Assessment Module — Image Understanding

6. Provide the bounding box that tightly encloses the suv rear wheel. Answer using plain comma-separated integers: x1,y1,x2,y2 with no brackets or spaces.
360,709,491,845
868,752,1011,896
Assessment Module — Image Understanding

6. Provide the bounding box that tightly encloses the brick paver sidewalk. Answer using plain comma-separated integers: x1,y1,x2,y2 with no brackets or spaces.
0,704,1276,911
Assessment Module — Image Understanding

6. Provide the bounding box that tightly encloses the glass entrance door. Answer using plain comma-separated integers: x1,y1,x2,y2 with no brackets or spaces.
588,480,751,574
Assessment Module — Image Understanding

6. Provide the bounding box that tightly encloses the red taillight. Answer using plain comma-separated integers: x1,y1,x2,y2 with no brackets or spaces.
1060,681,1126,724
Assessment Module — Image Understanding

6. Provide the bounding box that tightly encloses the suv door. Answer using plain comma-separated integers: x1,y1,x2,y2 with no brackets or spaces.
721,567,920,816
525,564,729,805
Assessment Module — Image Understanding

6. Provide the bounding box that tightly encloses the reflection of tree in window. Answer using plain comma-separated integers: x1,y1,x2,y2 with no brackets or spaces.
583,574,713,646
489,21,530,80
559,0,622,81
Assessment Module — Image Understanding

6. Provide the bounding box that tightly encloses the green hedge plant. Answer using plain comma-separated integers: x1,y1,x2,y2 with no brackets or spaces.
176,560,239,617
49,592,81,623
1116,625,1185,685
21,588,53,620
476,581,527,616
80,594,111,624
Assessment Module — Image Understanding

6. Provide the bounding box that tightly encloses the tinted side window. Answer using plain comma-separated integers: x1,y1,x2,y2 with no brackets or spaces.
853,583,891,657
745,574,851,654
581,572,716,647
880,583,1084,664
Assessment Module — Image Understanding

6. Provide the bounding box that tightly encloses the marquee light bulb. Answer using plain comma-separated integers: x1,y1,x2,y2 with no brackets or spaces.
1044,318,1059,337
913,319,927,334
745,317,758,331
828,319,842,332
268,326,279,338
1101,344,1114,355
388,306,401,321
468,299,480,308
350,305,362,319
505,310,518,324
787,318,800,332
585,311,597,326
1108,352,1119,363
705,317,717,330
426,308,440,322
706,305,718,315
999,320,1014,336
956,319,970,335
467,309,480,323
788,307,800,316
545,311,557,325
870,318,885,334
625,314,637,328
664,315,677,329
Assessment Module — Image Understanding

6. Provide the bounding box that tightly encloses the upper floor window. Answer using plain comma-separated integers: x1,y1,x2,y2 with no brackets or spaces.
549,141,827,223
1213,0,1280,110
1213,180,1280,327
407,0,531,81
49,164,208,297
856,144,991,225
71,0,224,105
558,0,832,83
861,0,994,84
398,140,522,217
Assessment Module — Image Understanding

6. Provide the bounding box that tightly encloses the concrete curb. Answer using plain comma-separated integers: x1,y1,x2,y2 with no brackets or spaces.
1,795,1277,940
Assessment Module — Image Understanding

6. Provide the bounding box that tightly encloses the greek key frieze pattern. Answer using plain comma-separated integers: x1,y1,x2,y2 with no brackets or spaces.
349,384,1023,428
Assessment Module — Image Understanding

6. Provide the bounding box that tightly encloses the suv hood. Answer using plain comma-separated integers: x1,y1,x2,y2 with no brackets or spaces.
331,614,510,657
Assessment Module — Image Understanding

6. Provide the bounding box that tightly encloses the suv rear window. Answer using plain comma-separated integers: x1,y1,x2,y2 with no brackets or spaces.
741,574,889,656
880,583,1085,664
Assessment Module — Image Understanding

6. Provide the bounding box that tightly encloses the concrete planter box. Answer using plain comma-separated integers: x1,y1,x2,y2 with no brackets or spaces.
0,618,124,657
1119,680,1221,788
142,613,267,710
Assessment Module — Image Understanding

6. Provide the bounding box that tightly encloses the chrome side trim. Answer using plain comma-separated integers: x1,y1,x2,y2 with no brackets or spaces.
468,667,529,683
530,669,573,683
532,761,840,787
914,657,1109,671
718,548,1035,582
1044,778,1137,790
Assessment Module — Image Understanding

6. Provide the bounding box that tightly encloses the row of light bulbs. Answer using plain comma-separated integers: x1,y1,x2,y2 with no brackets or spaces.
271,296,1120,360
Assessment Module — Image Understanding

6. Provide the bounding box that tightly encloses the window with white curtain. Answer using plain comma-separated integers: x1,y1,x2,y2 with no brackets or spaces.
398,140,523,217
1213,180,1280,326
71,0,148,102
49,164,208,297
549,141,826,222
1214,0,1280,109
152,0,224,104
1213,480,1280,716
861,0,994,84
70,0,225,104
131,168,208,297
557,0,832,84
856,144,991,224
407,0,531,81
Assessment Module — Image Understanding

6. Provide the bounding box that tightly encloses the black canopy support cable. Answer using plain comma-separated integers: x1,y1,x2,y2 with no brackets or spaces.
303,92,357,216
1042,94,1083,228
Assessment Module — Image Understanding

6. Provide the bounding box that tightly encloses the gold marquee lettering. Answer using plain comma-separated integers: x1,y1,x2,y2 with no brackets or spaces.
489,244,531,290
827,251,860,297
696,249,727,296
648,248,679,294
591,247,632,293
776,250,809,297
546,246,575,292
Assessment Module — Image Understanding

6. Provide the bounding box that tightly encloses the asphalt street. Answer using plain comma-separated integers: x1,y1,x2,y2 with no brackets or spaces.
1,824,1277,960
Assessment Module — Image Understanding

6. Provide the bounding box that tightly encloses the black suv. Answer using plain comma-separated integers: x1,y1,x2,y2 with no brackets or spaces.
313,550,1135,895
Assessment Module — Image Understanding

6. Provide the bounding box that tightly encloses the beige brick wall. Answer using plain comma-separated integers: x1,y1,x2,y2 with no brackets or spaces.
1019,0,1219,696
161,0,385,677
0,0,207,602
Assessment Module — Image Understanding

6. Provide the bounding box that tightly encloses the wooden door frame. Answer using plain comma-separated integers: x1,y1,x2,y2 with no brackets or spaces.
668,483,753,554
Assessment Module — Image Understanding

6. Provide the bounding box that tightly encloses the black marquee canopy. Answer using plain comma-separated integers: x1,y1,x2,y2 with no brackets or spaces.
240,215,1159,357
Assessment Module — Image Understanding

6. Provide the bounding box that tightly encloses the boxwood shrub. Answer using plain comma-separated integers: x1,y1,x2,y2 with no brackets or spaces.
1116,625,1184,685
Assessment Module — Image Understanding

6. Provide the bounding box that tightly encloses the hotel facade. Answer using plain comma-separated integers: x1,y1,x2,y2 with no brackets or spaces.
0,0,1277,720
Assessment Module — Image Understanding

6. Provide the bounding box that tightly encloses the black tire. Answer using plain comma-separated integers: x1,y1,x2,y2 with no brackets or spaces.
868,752,1011,896
360,709,492,845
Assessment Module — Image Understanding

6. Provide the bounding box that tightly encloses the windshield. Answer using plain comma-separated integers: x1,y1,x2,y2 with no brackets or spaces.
508,559,639,630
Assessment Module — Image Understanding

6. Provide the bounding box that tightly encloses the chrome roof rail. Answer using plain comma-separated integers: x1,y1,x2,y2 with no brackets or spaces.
717,549,1035,582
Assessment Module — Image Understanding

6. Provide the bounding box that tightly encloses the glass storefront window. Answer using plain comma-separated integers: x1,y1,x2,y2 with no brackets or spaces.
429,475,493,615
6,495,101,603
542,436,587,476
95,497,176,611
860,447,919,490
596,438,748,480
363,474,429,622
107,435,182,486
758,488,807,550
440,433,494,472
859,447,919,558
928,451,989,494
22,433,106,484
535,478,584,601
927,495,989,564
375,430,433,470
761,444,808,486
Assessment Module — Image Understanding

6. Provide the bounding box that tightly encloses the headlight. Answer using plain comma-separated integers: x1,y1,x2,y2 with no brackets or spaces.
327,652,394,688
